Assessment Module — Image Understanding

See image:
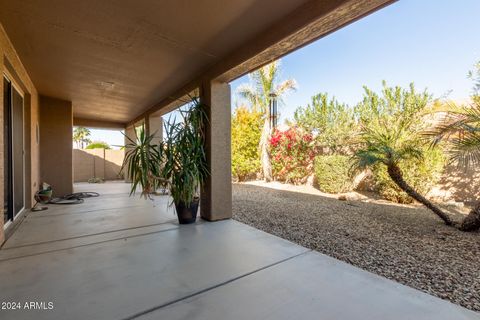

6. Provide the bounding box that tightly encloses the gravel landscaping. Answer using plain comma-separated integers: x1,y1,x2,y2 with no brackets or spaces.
233,183,480,312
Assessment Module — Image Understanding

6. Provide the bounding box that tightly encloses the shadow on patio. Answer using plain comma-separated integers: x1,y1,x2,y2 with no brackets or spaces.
0,182,478,320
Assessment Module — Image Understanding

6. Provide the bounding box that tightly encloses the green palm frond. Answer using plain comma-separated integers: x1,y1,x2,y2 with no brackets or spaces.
395,145,424,162
427,99,480,167
448,131,480,167
274,79,297,106
236,60,296,115
352,86,430,174
236,84,260,111
275,79,297,94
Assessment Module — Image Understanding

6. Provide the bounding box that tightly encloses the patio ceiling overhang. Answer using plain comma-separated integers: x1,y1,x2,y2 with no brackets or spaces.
0,0,394,127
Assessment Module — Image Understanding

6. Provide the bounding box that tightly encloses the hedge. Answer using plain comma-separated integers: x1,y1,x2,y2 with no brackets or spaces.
314,155,353,193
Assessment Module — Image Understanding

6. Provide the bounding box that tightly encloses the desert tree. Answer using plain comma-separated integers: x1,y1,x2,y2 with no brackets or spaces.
294,93,355,153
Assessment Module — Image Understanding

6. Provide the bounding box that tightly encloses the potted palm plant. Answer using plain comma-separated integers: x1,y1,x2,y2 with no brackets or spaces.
122,124,162,197
121,97,209,224
159,98,209,224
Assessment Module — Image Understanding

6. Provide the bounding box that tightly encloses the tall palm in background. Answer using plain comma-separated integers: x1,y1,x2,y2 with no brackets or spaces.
73,127,92,149
237,60,296,181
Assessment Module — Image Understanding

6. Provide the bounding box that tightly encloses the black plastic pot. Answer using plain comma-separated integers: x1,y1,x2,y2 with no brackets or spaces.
174,198,199,224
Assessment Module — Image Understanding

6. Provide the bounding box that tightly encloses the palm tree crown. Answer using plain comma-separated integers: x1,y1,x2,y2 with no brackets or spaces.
236,60,296,181
73,127,92,149
237,61,297,115
353,118,424,170
429,100,480,168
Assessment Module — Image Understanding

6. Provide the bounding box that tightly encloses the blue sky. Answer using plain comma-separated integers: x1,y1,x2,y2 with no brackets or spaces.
91,0,480,147
86,128,124,149
231,0,480,122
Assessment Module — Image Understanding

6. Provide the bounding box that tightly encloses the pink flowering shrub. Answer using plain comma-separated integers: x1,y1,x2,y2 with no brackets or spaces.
269,127,315,184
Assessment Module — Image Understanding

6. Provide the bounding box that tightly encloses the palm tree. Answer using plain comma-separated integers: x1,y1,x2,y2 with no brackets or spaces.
237,60,296,181
73,127,92,149
428,100,480,231
352,118,454,226
427,61,480,231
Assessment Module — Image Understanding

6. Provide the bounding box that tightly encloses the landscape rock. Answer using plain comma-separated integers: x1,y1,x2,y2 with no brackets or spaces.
233,183,480,312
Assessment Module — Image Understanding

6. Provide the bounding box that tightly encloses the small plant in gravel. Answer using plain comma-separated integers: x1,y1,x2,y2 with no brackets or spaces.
314,155,353,193
270,127,314,184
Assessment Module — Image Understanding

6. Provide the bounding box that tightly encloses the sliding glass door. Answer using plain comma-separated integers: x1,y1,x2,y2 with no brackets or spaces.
3,76,25,226
3,77,12,224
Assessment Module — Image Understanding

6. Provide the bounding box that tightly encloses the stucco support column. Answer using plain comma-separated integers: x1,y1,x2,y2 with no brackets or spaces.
39,95,73,196
147,114,163,145
200,81,232,221
0,77,4,244
124,124,136,183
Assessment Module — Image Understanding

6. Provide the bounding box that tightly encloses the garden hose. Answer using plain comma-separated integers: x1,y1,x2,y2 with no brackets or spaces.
32,191,100,211
48,192,100,205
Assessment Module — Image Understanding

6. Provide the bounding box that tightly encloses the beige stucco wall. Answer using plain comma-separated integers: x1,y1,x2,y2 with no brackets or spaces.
39,96,73,197
0,23,40,244
428,164,480,204
124,124,138,183
148,115,163,146
73,149,124,182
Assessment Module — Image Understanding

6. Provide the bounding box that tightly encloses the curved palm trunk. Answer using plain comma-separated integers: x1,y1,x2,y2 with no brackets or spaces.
387,163,454,226
460,203,480,231
260,118,273,182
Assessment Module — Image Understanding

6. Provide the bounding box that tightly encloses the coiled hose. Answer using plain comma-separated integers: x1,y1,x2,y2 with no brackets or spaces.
48,192,100,204
32,191,100,211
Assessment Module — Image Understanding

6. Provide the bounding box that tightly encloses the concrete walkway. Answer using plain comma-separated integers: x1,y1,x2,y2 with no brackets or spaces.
0,182,478,320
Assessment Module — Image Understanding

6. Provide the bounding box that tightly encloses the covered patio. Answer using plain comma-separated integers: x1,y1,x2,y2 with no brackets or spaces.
1,0,479,318
0,183,478,319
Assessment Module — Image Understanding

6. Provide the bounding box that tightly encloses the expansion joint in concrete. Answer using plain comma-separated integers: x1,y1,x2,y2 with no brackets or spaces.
122,250,312,320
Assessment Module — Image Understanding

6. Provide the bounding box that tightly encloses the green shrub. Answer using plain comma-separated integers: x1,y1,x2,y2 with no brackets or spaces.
86,141,111,149
372,148,445,204
88,177,105,184
314,155,353,193
231,106,262,181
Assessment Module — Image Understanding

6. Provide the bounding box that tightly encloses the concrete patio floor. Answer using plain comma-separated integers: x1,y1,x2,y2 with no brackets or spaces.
0,182,478,320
